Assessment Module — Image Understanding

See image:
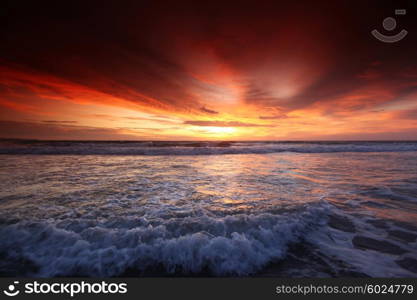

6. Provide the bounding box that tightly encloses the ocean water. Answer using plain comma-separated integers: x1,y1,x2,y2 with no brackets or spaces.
0,141,416,277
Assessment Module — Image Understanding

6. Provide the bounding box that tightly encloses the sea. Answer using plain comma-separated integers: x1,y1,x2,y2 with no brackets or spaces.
0,140,416,277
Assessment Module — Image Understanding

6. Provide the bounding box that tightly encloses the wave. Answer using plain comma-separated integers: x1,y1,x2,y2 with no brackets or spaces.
0,203,328,277
1,140,417,155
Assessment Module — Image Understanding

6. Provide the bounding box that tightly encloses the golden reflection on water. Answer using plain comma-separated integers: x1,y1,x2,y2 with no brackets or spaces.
0,152,416,223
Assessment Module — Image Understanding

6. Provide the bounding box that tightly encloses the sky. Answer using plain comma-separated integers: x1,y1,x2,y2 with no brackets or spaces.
1,0,417,140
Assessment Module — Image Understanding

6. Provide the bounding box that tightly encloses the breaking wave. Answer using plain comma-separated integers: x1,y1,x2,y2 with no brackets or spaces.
0,203,328,277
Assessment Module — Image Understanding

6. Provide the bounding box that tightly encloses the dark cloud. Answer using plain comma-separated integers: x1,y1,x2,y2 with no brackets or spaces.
200,106,219,115
2,0,415,117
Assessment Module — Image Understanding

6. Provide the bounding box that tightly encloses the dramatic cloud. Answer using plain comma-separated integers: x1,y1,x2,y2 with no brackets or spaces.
1,0,416,140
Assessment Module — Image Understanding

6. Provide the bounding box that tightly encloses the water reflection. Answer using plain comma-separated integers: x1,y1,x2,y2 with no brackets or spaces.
0,152,417,277
1,153,416,222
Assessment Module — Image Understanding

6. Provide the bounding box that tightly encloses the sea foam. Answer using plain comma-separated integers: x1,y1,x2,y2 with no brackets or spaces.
0,203,328,277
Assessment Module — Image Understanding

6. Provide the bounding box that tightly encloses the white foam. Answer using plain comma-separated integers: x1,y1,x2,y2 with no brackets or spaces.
0,204,328,277
306,208,417,277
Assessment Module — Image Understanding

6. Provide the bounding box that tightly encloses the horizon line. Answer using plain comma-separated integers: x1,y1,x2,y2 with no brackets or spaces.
1,138,417,143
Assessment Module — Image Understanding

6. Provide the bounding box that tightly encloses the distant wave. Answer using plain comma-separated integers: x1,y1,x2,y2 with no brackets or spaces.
0,140,417,155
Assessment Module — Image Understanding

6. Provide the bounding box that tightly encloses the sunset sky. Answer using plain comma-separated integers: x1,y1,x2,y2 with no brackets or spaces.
1,0,417,140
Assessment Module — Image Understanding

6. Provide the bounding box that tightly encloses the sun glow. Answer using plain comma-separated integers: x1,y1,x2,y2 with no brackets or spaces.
201,126,236,137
